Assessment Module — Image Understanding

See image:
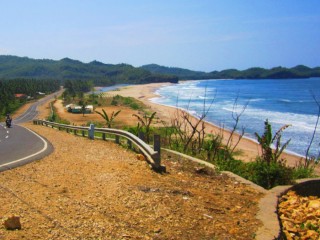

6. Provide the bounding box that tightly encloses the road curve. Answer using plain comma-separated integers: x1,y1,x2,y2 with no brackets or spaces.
0,90,62,172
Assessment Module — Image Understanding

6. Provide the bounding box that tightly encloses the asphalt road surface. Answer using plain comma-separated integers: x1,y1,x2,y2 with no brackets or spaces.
0,90,62,172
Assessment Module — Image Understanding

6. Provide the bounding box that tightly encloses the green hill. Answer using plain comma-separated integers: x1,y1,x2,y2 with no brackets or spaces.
141,64,208,79
140,64,320,80
1,55,319,83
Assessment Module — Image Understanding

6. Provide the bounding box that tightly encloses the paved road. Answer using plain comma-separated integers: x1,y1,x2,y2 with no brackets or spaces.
14,92,60,124
0,90,62,172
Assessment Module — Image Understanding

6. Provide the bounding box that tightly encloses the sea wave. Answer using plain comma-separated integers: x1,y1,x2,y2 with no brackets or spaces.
152,78,320,156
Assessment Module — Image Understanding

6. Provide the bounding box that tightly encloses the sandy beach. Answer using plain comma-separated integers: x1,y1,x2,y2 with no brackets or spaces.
107,82,306,168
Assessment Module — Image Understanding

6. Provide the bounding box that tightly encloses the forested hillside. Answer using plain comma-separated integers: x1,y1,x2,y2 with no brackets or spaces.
0,56,178,85
140,64,208,79
0,78,60,117
141,64,320,80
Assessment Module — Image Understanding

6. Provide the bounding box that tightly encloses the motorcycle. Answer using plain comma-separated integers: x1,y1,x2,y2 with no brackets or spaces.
5,118,12,128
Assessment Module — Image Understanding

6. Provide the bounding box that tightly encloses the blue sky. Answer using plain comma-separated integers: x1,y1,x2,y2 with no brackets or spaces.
0,0,319,71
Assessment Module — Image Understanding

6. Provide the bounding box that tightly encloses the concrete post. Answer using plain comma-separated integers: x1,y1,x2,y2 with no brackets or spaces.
88,124,95,140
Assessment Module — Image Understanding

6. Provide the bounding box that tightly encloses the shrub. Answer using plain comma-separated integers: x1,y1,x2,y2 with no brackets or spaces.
292,165,316,179
214,157,249,177
111,99,118,106
246,159,294,189
129,102,140,110
111,95,143,110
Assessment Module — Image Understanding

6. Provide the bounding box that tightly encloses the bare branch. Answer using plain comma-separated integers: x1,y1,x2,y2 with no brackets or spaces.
305,91,320,165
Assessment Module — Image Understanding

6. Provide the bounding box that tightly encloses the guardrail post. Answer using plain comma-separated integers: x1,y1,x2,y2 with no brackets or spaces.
138,132,145,141
115,135,120,144
88,124,95,140
74,129,77,135
153,134,161,169
127,139,132,149
82,130,85,137
102,133,106,140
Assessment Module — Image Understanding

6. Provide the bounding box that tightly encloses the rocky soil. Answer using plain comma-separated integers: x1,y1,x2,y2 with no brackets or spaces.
278,190,320,239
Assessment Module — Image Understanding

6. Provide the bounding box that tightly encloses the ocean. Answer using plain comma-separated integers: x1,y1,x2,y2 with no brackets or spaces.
150,78,320,157
94,84,130,94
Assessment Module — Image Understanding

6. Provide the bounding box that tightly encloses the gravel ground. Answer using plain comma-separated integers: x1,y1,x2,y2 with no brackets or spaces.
0,122,264,239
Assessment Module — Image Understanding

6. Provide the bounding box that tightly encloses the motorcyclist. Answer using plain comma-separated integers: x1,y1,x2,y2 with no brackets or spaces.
5,114,12,128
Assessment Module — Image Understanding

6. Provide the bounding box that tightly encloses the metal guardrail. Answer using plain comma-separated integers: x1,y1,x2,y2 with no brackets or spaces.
33,119,165,172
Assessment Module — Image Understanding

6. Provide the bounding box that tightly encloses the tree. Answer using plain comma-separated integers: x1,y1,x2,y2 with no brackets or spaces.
95,109,121,128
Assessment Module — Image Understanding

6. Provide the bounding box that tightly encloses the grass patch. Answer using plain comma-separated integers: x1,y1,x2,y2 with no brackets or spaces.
111,95,145,110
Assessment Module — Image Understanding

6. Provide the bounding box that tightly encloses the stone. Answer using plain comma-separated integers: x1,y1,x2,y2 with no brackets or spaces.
3,216,22,230
308,199,320,209
136,154,146,161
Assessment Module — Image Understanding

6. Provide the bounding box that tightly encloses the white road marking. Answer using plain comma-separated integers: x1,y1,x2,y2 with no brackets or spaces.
0,126,48,169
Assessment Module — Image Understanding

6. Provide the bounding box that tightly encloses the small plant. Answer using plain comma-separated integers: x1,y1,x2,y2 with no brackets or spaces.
95,109,121,128
250,120,295,189
255,119,291,164
132,112,157,143
202,133,223,161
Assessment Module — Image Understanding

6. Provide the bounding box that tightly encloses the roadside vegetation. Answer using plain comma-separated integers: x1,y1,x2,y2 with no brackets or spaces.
52,86,319,190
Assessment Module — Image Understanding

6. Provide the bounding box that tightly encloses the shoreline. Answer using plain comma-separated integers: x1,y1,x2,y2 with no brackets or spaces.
107,82,304,167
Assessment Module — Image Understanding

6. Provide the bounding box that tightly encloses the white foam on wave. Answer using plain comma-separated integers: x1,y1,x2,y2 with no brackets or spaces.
216,99,317,131
243,107,318,132
250,98,265,102
278,99,292,103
